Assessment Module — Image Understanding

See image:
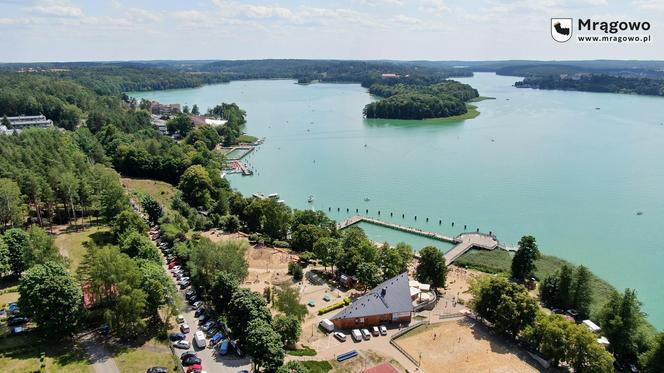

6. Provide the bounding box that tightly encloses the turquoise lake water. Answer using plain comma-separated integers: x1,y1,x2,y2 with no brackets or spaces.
130,73,664,327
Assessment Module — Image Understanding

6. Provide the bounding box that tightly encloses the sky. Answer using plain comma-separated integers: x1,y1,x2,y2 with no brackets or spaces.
1,0,663,62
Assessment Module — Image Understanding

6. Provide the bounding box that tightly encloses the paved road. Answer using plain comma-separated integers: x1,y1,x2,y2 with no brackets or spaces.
155,228,251,373
80,333,120,373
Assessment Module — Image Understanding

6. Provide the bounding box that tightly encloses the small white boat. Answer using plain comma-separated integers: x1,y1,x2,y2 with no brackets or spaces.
268,193,279,199
308,195,315,203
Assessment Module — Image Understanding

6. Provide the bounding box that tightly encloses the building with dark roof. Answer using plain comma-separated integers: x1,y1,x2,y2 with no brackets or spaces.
330,272,412,329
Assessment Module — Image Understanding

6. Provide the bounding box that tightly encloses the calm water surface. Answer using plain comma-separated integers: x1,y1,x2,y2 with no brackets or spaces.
130,73,664,327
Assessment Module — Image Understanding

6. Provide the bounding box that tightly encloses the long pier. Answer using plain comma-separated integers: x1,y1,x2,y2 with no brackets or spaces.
337,216,499,264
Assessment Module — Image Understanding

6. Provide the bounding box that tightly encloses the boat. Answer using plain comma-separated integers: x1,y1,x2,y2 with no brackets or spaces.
252,193,266,200
308,195,315,203
364,197,370,202
268,193,279,199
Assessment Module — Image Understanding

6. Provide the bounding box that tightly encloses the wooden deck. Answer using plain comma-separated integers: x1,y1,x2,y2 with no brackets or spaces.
337,216,499,264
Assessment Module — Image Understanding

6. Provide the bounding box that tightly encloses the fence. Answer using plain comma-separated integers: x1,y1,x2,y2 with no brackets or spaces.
389,321,429,367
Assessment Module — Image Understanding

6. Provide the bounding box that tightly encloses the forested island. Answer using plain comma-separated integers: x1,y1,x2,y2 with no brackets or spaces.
363,79,479,120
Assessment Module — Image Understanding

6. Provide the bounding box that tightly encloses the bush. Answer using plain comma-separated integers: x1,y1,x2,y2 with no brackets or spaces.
273,240,290,248
317,297,351,315
288,263,303,281
286,346,317,356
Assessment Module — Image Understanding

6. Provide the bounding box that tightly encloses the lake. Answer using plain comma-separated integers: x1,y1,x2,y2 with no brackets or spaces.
130,73,664,327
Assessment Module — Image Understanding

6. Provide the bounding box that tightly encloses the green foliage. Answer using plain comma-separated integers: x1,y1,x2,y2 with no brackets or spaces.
187,236,248,292
112,209,148,241
245,319,285,373
227,288,272,345
301,360,332,373
138,260,176,318
511,235,540,281
288,262,304,281
18,261,83,338
599,289,650,364
317,297,351,315
273,286,307,321
244,198,292,241
313,237,340,271
166,113,194,138
191,104,200,115
642,332,664,372
356,262,382,289
336,227,376,276
290,224,329,253
0,178,27,229
273,314,301,347
140,194,163,224
94,165,130,222
120,231,160,262
178,165,213,209
185,125,221,150
276,361,309,373
207,103,247,146
220,214,241,233
470,277,539,337
286,346,317,357
516,74,664,97
2,228,30,276
380,242,413,280
24,225,62,268
0,237,10,277
210,271,239,313
415,246,447,289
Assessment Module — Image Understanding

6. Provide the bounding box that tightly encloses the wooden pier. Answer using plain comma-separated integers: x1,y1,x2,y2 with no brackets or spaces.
337,215,499,264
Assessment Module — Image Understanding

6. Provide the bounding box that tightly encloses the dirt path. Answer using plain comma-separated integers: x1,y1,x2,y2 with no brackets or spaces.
80,333,120,373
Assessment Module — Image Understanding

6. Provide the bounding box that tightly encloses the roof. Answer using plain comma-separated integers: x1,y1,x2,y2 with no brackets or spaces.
362,363,399,373
331,272,412,320
582,319,601,332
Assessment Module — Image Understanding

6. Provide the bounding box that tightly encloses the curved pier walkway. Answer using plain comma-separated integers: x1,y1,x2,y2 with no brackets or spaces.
337,216,499,264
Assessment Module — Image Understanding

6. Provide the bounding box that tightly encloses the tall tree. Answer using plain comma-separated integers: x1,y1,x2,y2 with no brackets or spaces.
112,209,148,241
227,288,272,344
273,285,307,321
178,165,213,209
511,235,540,281
18,261,83,338
415,246,447,289
191,104,200,115
276,361,308,373
313,237,339,271
380,242,413,280
2,228,29,277
188,237,248,291
357,262,382,290
138,260,176,318
93,165,129,222
210,271,239,313
0,237,10,277
245,319,285,373
272,314,301,347
599,289,647,364
120,231,160,262
140,194,163,224
24,225,61,269
572,265,593,319
0,178,27,230
642,332,664,373
555,265,574,310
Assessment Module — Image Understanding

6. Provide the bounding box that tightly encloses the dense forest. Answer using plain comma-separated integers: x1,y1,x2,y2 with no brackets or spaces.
363,80,478,120
515,74,664,96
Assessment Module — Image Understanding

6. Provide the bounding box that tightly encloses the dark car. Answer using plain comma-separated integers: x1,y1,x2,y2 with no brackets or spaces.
194,308,205,318
98,324,111,336
180,351,197,360
169,332,186,341
7,317,29,326
182,356,202,366
146,367,168,373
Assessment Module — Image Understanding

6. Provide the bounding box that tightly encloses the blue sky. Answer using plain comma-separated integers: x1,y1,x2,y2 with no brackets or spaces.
1,0,663,62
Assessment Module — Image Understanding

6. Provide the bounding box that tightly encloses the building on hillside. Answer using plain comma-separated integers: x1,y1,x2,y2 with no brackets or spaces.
150,102,181,116
381,73,401,78
4,115,54,130
330,272,412,329
150,115,168,135
191,115,228,128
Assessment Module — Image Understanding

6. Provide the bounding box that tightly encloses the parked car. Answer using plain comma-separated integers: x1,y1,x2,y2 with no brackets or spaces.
7,317,29,326
218,340,230,355
194,308,205,317
201,321,213,331
185,289,196,297
146,367,168,373
379,325,387,336
188,296,199,305
172,340,190,349
210,332,224,346
351,329,362,342
192,301,203,310
319,319,334,332
194,331,207,349
361,329,371,340
180,351,197,360
180,281,191,289
176,315,185,324
371,326,380,336
169,332,186,341
206,328,219,338
334,332,347,342
182,356,202,366
180,323,190,333
198,314,209,324
185,364,202,373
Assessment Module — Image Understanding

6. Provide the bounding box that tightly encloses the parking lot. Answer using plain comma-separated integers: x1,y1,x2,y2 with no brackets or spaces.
150,226,251,373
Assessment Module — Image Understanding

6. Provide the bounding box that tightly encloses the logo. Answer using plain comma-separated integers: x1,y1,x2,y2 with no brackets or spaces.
551,18,573,42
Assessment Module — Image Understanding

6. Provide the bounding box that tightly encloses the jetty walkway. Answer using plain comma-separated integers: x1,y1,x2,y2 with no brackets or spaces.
337,216,499,264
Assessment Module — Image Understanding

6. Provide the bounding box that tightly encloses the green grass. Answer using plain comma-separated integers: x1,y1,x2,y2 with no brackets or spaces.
301,360,332,373
286,345,317,356
468,96,496,102
0,334,92,373
54,226,113,272
455,249,618,318
122,178,178,214
111,338,178,373
238,134,258,143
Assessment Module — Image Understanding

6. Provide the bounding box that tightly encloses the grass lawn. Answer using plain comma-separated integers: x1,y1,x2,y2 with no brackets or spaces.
112,338,178,373
0,332,92,373
0,286,19,308
54,225,113,272
238,134,258,143
286,345,317,356
122,178,178,214
301,360,332,373
456,249,617,317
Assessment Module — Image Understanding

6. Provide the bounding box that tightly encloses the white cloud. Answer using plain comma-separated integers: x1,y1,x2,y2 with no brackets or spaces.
25,0,84,18
420,0,449,15
125,8,162,23
358,0,404,6
632,0,664,11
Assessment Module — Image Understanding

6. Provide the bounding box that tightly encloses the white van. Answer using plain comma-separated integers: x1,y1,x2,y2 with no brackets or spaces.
319,319,334,333
351,329,362,342
194,330,207,349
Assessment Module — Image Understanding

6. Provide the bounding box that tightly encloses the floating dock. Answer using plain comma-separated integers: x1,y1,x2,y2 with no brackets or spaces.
337,215,499,264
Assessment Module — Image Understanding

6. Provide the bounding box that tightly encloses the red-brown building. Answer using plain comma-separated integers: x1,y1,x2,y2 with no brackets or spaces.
330,272,412,329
